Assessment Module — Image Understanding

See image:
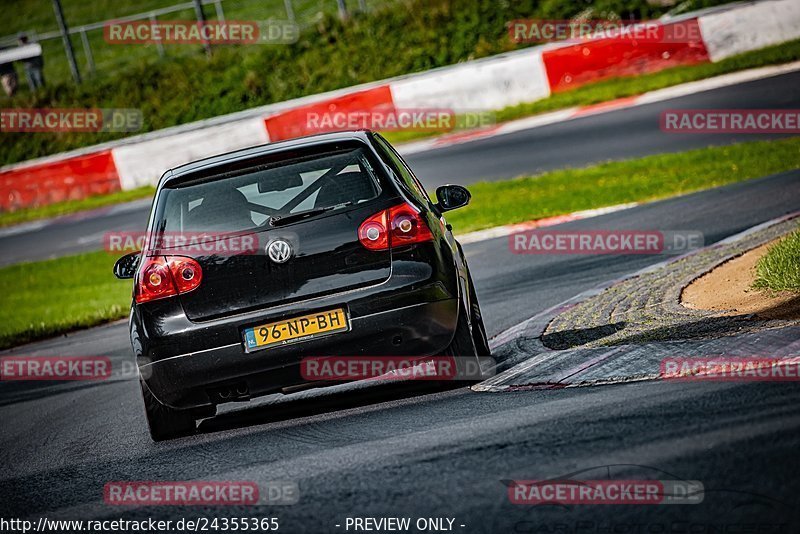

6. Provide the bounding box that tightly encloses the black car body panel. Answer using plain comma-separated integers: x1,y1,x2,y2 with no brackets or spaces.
128,130,476,412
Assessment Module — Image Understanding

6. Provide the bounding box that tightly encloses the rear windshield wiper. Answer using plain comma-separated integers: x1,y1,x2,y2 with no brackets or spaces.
269,202,352,226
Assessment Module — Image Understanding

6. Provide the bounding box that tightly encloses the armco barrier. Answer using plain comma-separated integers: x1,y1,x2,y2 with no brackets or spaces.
0,150,119,211
542,18,709,92
2,0,799,211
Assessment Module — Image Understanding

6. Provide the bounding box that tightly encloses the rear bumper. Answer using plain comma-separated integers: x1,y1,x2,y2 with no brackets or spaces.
139,298,458,410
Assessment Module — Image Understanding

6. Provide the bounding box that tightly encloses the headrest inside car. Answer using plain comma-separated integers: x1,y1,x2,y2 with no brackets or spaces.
258,171,303,193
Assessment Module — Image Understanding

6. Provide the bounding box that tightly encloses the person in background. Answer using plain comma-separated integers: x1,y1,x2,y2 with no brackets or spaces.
0,57,18,97
18,34,44,90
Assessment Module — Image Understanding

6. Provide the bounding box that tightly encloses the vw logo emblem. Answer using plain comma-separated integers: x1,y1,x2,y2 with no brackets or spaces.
267,239,293,264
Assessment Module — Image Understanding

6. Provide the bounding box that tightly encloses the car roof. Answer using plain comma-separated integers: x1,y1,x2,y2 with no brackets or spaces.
162,130,377,186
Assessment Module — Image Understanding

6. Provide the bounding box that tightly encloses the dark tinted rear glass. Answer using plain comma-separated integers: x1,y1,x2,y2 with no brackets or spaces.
153,147,382,234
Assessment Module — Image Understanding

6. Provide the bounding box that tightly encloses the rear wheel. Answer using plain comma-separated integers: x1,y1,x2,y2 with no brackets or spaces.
441,273,489,382
140,380,196,441
468,271,491,358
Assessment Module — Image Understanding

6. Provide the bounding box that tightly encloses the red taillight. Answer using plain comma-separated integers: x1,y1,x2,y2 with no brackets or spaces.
358,209,389,251
170,256,203,294
135,256,203,304
388,203,434,246
358,203,434,251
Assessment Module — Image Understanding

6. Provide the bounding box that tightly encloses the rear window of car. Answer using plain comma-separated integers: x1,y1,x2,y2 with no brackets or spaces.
372,133,433,206
152,146,382,235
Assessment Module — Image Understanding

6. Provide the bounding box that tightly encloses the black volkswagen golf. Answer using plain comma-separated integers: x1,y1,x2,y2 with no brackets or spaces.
114,130,490,440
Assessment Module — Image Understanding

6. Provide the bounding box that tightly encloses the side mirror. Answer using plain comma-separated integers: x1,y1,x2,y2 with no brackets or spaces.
435,184,471,212
114,251,141,280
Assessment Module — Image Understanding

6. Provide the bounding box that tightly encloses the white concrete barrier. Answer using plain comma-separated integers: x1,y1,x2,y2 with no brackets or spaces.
111,118,269,190
698,0,800,61
390,48,551,111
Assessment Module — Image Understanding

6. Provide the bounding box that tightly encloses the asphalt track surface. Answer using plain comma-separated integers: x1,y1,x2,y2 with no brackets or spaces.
1,72,800,531
2,169,799,530
1,70,799,267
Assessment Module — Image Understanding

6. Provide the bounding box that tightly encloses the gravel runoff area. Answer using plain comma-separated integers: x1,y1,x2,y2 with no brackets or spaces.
683,241,800,320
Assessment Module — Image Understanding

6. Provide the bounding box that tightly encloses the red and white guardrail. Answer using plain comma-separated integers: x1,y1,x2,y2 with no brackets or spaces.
1,0,798,211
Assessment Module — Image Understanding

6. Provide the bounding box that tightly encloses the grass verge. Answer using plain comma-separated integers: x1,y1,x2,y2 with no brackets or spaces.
753,227,800,294
0,251,132,350
0,186,155,228
2,137,798,349
446,137,800,233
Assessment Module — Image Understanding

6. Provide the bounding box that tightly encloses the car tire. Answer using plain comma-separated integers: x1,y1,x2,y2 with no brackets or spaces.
442,289,485,383
140,380,196,441
467,271,491,358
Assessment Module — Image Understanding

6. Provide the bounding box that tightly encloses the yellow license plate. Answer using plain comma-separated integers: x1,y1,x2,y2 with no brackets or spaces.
244,308,349,350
